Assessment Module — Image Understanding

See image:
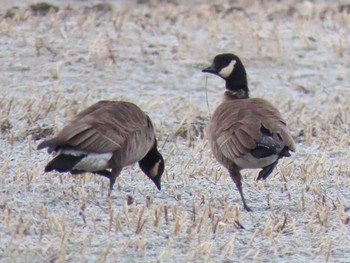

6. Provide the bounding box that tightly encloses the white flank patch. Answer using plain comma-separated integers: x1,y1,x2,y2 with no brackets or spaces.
73,152,113,171
60,149,88,156
219,60,236,78
234,153,278,169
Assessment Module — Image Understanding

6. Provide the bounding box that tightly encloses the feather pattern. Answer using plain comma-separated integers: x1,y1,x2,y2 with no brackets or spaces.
37,101,157,168
203,52,296,211
39,101,152,154
208,98,295,169
37,100,164,193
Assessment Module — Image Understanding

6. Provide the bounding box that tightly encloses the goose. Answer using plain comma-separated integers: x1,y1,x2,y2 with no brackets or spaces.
37,100,165,195
202,53,295,211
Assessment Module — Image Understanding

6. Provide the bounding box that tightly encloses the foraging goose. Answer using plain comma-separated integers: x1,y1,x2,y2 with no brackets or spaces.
202,53,295,211
37,100,164,194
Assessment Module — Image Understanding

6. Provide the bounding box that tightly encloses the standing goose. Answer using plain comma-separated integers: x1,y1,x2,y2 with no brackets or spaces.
202,53,295,211
37,100,165,195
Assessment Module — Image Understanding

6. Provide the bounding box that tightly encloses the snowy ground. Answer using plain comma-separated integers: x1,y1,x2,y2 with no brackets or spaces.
0,0,350,262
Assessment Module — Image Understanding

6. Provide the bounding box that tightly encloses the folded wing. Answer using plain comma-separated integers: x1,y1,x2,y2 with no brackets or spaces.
211,98,295,162
37,101,150,153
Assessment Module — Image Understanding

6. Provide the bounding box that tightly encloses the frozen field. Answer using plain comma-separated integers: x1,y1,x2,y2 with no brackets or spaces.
0,0,350,262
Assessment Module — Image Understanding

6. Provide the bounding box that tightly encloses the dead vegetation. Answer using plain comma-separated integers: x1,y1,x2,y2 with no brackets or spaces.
0,0,350,262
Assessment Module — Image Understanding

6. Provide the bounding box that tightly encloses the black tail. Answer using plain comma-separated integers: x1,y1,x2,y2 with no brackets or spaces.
45,154,86,173
37,138,62,153
257,161,278,181
252,127,292,159
280,146,291,158
256,146,292,181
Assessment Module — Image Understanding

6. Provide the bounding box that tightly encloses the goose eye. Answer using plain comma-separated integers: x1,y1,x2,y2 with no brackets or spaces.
219,60,236,78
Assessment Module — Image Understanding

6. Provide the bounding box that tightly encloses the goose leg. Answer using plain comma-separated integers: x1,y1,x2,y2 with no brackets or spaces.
108,167,122,197
229,169,251,212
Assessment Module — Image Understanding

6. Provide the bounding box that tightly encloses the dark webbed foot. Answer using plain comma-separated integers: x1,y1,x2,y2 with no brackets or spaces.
229,169,252,212
236,182,252,212
243,203,252,212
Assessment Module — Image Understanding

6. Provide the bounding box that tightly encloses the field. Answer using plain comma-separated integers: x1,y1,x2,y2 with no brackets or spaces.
0,0,350,262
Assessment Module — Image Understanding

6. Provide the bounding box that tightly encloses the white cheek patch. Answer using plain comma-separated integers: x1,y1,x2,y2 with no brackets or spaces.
150,159,162,178
219,60,236,78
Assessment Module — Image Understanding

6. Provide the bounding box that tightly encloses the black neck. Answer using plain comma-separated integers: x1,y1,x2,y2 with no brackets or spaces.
224,90,248,100
139,141,162,174
225,77,249,99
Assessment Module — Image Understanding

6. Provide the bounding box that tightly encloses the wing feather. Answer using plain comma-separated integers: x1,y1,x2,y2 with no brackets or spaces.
210,98,295,162
235,128,256,149
39,101,151,153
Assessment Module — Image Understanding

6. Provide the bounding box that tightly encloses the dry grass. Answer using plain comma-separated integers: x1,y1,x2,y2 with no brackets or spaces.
0,0,350,262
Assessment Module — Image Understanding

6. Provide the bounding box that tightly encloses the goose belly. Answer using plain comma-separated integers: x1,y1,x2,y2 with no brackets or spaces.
61,149,113,171
73,153,113,171
234,153,278,169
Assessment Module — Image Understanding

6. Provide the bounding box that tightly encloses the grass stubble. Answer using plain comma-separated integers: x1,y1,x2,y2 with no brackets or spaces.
0,0,350,262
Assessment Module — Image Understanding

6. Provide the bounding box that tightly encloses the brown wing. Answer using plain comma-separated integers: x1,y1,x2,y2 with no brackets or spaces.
38,101,151,153
210,98,295,161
